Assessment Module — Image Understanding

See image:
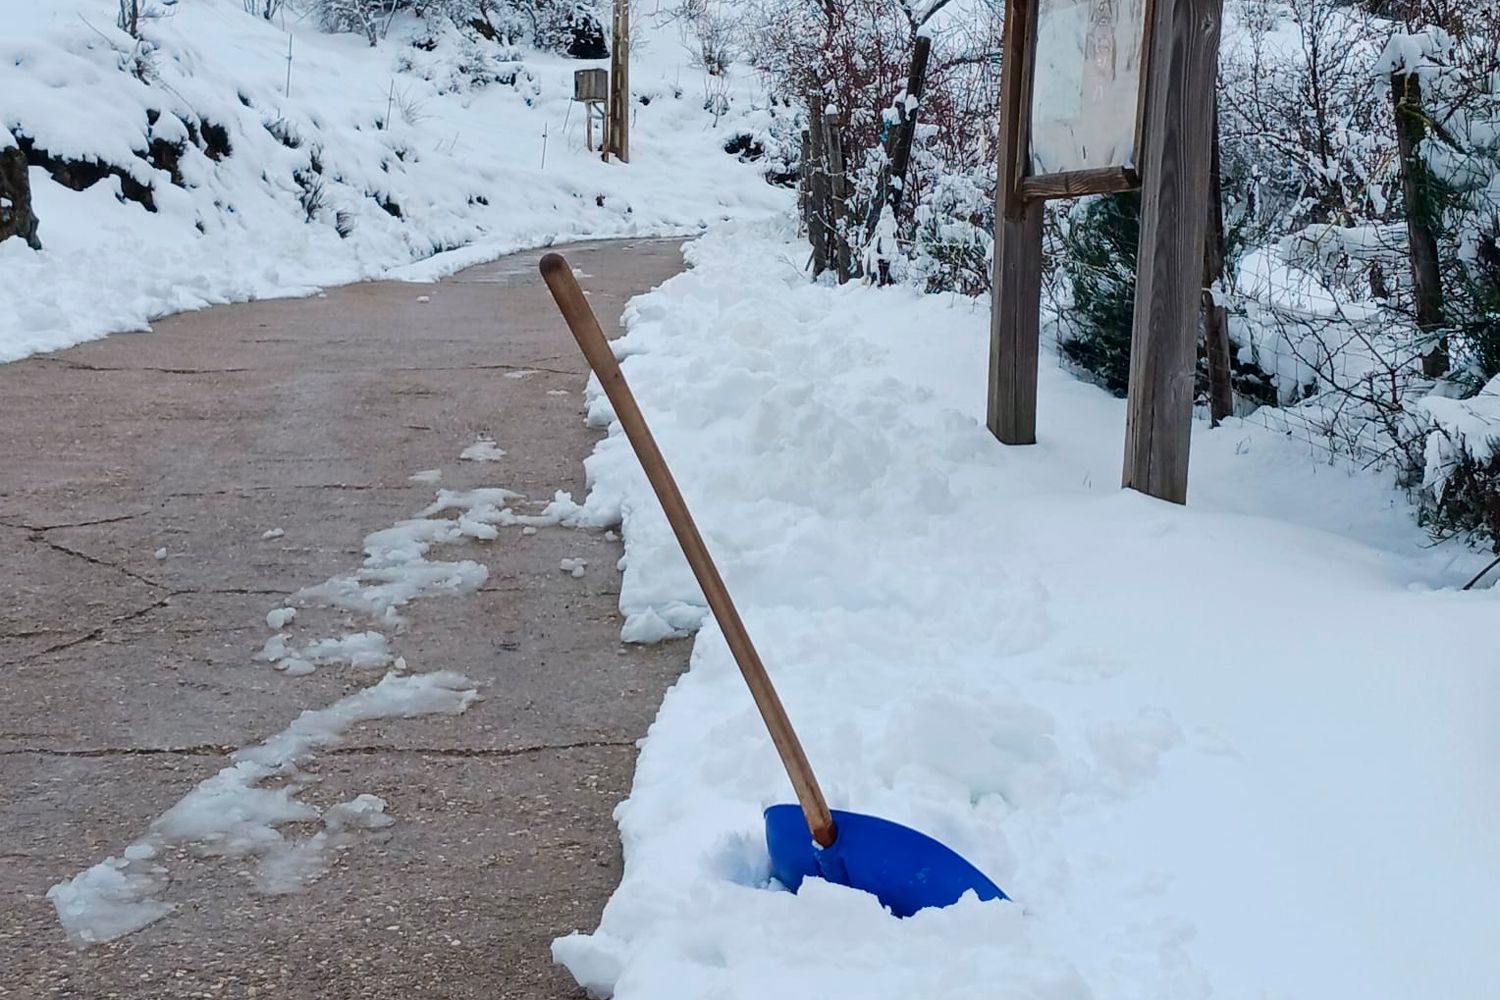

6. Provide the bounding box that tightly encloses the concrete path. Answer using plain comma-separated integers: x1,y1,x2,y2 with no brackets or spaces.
0,240,690,998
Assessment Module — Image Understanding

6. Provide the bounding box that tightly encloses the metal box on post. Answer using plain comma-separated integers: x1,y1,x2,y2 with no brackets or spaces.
574,68,607,104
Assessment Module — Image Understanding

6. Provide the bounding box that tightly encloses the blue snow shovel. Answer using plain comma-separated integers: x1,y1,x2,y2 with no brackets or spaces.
542,253,1007,917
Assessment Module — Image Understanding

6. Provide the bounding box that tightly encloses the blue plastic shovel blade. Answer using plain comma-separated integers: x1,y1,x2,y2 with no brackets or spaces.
764,804,1007,918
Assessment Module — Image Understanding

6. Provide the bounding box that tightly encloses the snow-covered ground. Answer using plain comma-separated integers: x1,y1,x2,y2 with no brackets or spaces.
552,222,1499,1000
1,0,789,361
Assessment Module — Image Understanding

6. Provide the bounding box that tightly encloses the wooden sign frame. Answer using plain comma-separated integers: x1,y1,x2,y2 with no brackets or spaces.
986,0,1223,505
1018,0,1156,201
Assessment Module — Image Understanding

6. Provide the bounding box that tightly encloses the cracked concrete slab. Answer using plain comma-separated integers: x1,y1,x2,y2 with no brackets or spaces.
0,239,691,998
4,747,638,999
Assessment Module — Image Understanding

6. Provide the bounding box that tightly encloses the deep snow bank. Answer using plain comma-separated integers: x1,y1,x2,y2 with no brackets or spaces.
0,0,790,361
553,222,1498,999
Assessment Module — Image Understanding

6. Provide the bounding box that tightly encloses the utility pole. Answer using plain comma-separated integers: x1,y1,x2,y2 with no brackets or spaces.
606,0,630,163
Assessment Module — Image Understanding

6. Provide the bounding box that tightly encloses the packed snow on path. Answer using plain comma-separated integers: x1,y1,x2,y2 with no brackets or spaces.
48,669,478,944
552,222,1500,1000
48,472,579,945
0,0,790,362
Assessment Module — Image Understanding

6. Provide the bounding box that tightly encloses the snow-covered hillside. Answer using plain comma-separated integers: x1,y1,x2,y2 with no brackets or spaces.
0,0,790,361
552,222,1499,1000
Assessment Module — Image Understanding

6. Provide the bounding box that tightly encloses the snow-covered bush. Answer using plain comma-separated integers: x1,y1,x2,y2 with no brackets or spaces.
740,0,1001,289
243,0,288,18
1417,375,1500,548
721,98,803,186
311,0,398,45
1199,3,1500,546
1219,0,1396,231
305,0,605,55
418,0,607,57
906,159,993,296
397,19,533,96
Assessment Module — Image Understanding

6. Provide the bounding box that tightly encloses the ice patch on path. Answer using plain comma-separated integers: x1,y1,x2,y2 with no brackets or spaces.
619,603,705,643
265,607,296,630
295,516,490,622
48,857,171,945
460,436,507,462
49,671,478,945
255,631,390,676
256,794,396,895
293,484,592,623
409,469,442,484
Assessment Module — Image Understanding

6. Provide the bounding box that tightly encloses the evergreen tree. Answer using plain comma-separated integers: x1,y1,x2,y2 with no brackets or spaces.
1058,192,1139,396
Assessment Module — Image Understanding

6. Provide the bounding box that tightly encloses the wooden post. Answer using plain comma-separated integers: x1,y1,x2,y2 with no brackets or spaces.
887,35,930,221
987,0,1046,445
866,36,932,231
797,129,812,237
862,35,932,285
821,113,852,283
607,0,630,162
1392,71,1445,377
1204,96,1234,426
808,113,830,276
1121,0,1223,503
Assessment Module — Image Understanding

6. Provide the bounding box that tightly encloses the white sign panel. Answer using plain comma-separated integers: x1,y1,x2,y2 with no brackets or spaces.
1030,0,1147,174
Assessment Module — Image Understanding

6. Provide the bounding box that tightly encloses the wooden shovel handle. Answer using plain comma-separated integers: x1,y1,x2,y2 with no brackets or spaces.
540,252,836,848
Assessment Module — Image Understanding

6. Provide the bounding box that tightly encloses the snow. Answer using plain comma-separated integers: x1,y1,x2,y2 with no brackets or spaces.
552,222,1500,1000
559,557,588,578
1374,27,1451,76
265,606,297,630
256,630,391,676
0,0,790,362
49,669,478,944
460,435,507,461
261,527,286,540
1419,373,1500,499
294,515,491,621
409,468,442,484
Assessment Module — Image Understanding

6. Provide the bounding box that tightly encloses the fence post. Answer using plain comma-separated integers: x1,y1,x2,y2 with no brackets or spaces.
1204,98,1234,426
798,129,812,236
821,112,853,283
808,112,830,276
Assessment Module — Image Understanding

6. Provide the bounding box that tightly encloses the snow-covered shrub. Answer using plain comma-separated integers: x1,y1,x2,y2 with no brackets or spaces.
1381,27,1500,387
397,19,531,95
721,99,802,186
907,161,992,296
310,0,605,55
1417,375,1500,548
311,0,398,45
1219,0,1396,231
243,0,287,18
441,0,606,57
740,0,1002,289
